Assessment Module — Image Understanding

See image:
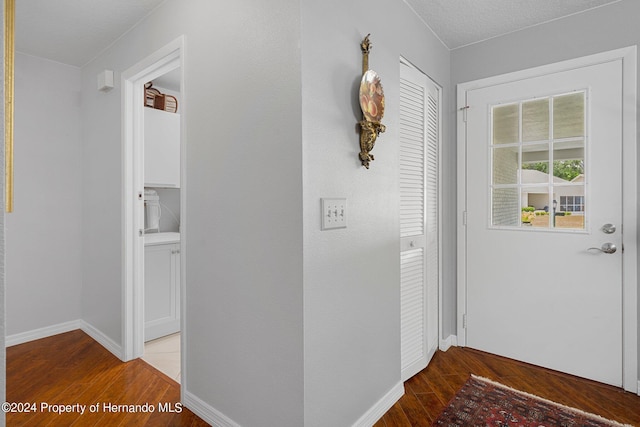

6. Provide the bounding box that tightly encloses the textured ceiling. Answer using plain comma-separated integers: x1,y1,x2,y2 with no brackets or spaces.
15,0,623,67
404,0,622,49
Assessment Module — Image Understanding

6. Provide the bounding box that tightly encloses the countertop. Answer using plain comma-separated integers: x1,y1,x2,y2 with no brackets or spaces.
144,232,180,246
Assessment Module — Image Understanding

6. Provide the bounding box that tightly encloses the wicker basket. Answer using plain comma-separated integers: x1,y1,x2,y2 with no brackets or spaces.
145,84,161,108
144,82,178,113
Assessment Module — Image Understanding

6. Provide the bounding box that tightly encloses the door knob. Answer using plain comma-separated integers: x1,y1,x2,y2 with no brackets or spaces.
601,223,616,234
588,242,617,254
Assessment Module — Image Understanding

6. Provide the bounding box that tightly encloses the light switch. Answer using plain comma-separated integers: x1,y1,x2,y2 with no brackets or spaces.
321,198,347,230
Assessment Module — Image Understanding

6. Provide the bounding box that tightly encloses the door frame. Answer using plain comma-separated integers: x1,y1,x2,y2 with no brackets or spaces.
121,36,186,392
456,46,637,393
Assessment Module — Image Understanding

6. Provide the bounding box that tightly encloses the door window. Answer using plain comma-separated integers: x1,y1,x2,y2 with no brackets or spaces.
490,91,586,230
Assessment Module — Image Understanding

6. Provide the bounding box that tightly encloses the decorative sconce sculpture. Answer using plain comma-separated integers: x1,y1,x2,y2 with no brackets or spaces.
358,34,385,169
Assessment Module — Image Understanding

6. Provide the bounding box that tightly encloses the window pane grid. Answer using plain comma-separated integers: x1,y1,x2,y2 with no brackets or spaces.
490,91,586,231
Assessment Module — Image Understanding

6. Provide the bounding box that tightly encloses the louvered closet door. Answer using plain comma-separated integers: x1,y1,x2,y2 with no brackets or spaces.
400,63,439,381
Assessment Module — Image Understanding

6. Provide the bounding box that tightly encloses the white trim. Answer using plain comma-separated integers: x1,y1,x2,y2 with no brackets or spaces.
80,320,123,360
457,47,635,91
5,320,123,361
439,334,457,352
402,58,445,340
621,46,638,394
435,74,445,357
177,37,189,403
182,390,241,427
351,382,404,427
5,320,81,347
457,46,638,393
456,75,468,347
121,36,185,366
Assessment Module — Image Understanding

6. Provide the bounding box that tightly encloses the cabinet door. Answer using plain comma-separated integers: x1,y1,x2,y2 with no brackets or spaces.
144,108,180,187
145,243,180,341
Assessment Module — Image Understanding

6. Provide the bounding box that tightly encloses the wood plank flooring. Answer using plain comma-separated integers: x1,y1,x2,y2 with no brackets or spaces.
6,330,208,426
376,346,640,426
7,330,640,426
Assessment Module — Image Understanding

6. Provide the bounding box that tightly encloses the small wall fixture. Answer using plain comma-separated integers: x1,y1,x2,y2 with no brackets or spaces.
358,34,385,169
97,70,114,92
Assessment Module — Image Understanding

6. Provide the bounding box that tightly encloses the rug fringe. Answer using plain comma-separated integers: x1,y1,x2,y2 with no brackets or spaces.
470,375,634,427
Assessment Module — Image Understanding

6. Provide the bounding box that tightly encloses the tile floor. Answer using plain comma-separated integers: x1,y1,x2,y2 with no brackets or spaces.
142,333,181,383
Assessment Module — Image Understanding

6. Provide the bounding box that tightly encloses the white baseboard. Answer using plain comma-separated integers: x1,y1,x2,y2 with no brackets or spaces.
5,319,124,363
183,390,241,427
439,334,458,351
183,381,405,427
79,320,123,360
352,382,405,427
6,319,82,347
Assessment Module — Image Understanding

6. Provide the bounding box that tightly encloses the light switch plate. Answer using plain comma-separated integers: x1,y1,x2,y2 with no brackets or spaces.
321,198,347,230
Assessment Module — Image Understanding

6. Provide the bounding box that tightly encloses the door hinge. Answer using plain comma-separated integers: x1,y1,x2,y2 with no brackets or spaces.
462,314,467,329
460,105,469,122
462,211,467,226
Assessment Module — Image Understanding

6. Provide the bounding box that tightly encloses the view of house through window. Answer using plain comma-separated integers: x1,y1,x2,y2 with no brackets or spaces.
490,91,586,230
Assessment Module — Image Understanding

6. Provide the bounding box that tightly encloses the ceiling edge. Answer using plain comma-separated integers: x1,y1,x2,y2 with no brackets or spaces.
401,0,452,51
450,0,623,51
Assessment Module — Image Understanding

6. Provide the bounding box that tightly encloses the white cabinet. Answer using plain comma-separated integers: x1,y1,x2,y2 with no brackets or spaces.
144,107,180,188
144,237,180,342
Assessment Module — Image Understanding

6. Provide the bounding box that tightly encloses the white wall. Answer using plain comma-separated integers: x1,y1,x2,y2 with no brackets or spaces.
451,0,640,387
81,0,454,423
6,53,82,336
80,0,455,423
5,0,453,424
301,0,450,424
80,0,304,425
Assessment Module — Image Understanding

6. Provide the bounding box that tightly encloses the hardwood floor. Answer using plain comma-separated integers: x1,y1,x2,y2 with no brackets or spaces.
7,331,640,426
6,330,208,426
375,346,640,426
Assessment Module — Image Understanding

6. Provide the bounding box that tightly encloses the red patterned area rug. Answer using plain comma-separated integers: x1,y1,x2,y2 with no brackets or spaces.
432,375,632,427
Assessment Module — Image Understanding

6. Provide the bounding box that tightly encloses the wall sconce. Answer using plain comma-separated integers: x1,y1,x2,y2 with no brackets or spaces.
358,34,385,169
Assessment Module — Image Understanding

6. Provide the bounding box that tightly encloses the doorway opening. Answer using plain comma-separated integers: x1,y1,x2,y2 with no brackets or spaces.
122,37,186,391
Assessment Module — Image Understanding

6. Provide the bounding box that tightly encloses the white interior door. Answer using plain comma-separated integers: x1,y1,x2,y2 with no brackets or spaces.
462,59,624,387
399,62,439,381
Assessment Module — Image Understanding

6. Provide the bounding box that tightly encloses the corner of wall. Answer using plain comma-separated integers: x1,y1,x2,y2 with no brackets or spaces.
439,335,458,351
80,320,123,361
351,382,405,427
182,391,241,427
